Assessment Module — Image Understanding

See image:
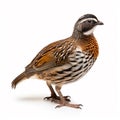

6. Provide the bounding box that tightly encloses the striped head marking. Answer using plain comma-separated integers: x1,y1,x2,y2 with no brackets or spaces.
74,14,103,35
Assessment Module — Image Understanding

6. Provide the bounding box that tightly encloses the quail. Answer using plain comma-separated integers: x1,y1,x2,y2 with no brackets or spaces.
12,14,103,109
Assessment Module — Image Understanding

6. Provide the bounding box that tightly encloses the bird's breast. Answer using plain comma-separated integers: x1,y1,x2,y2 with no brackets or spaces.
42,49,95,85
66,49,95,83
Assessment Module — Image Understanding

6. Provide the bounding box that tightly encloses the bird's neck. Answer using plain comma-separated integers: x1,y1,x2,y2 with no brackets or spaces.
72,29,83,40
72,30,99,59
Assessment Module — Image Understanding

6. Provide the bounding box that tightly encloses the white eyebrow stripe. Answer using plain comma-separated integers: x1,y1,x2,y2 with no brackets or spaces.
79,18,98,23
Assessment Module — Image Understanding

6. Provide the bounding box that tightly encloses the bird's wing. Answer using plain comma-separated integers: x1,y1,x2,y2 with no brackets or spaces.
25,38,76,72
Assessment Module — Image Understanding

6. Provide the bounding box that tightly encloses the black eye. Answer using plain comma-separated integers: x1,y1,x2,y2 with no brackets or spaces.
87,20,97,25
88,20,92,23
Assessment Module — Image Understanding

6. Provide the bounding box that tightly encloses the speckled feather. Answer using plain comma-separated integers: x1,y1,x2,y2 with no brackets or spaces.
31,35,99,85
25,38,74,70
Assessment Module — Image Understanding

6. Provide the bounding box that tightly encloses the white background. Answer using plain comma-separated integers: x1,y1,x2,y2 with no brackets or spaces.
0,0,119,119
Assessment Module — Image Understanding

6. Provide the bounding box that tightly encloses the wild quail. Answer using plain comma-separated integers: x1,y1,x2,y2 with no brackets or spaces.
12,14,103,109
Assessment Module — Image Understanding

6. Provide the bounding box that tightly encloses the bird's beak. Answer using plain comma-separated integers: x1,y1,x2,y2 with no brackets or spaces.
97,21,104,25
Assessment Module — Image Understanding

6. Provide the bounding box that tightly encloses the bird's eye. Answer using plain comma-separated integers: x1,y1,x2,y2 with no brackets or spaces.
88,20,92,23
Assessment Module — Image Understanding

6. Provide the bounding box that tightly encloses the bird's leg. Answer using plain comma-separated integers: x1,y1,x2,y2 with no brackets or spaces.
44,82,70,102
44,82,57,101
55,85,83,109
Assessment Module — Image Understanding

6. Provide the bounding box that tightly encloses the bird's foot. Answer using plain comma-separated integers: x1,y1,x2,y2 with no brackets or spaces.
55,102,83,109
44,95,71,102
44,95,82,109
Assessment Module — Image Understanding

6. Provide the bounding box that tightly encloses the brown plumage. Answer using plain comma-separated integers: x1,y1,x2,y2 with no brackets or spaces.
12,14,103,109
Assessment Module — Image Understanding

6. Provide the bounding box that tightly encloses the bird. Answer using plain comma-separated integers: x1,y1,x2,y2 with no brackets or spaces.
11,14,103,109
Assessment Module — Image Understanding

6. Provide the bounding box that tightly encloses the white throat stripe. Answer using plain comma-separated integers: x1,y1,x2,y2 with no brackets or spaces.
83,26,96,35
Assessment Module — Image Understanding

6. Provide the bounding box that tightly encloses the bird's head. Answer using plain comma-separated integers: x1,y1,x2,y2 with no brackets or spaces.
74,14,103,36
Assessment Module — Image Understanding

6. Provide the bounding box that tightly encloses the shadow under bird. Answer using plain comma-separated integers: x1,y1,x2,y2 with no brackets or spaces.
12,14,103,109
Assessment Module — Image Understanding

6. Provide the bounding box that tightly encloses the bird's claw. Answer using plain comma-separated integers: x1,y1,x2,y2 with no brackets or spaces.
44,95,71,102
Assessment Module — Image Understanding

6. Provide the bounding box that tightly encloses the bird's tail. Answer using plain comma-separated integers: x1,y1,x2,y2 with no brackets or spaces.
11,72,27,89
